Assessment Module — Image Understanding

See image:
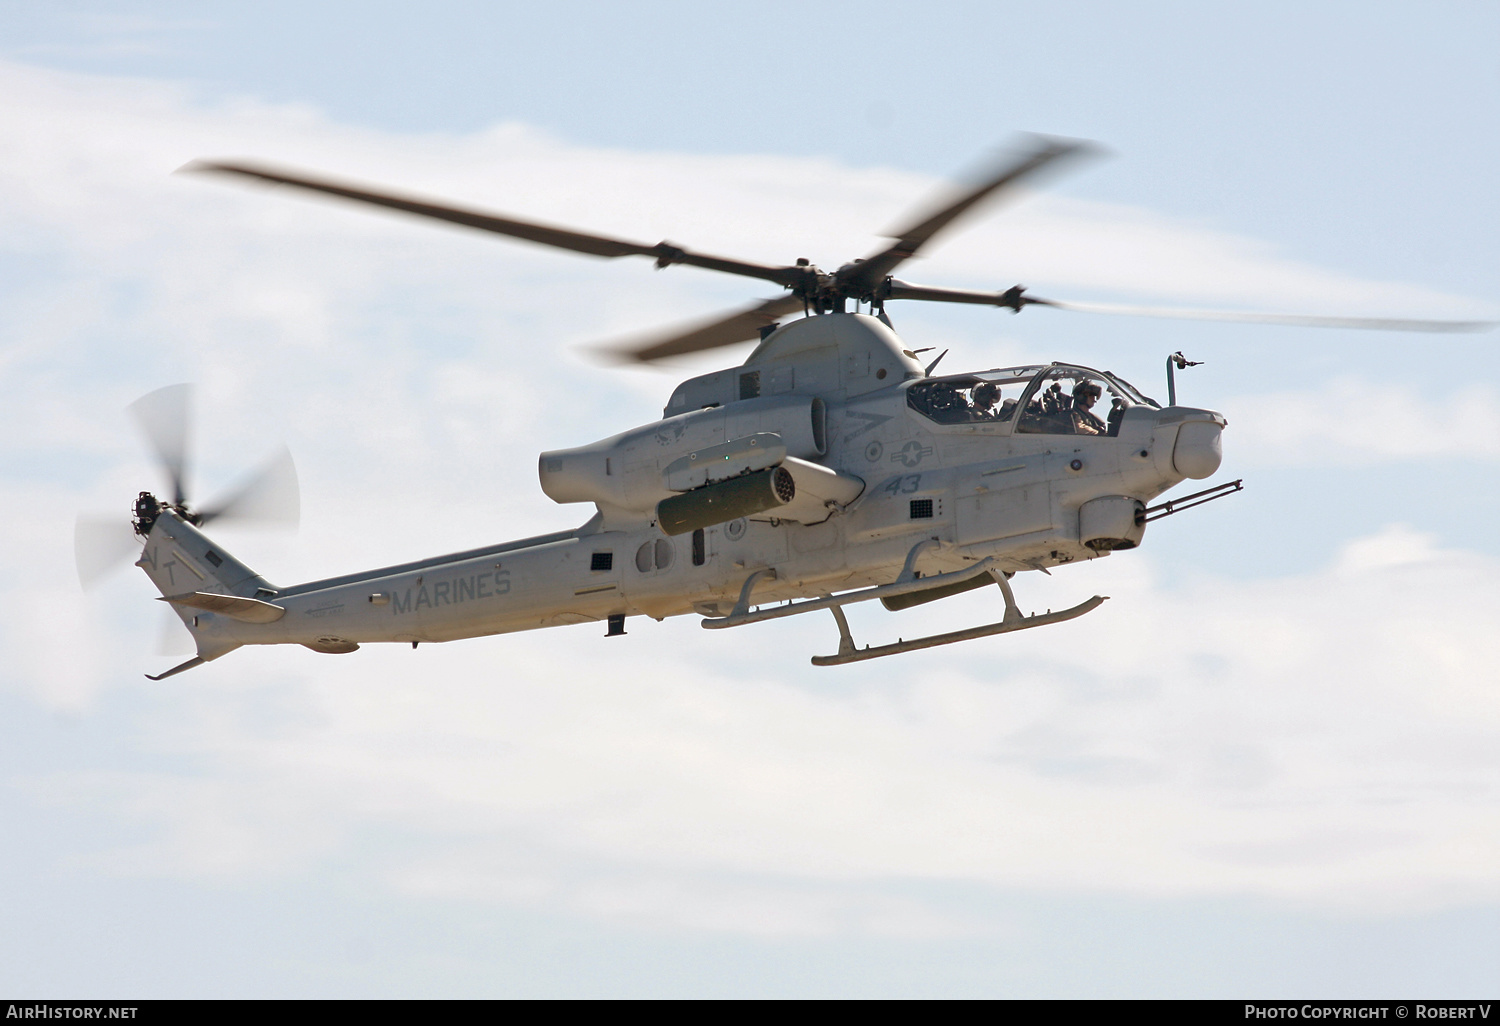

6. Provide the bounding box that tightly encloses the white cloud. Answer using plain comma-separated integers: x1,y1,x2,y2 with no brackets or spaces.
924,193,1488,317
1224,379,1500,466
20,524,1497,936
395,855,984,938
1,60,1496,942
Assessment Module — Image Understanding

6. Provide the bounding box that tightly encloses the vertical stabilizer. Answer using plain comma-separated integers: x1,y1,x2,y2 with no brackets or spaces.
136,509,278,671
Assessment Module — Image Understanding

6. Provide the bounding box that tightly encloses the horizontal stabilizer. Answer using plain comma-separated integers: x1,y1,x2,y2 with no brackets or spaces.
160,591,287,623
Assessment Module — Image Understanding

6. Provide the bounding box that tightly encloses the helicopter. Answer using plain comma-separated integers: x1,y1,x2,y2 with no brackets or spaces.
82,137,1488,679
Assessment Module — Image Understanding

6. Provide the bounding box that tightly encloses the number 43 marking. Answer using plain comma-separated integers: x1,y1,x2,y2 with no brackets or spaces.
883,474,921,496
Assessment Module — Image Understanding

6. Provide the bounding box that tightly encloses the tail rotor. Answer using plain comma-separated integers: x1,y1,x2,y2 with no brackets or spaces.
73,516,143,589
74,384,300,588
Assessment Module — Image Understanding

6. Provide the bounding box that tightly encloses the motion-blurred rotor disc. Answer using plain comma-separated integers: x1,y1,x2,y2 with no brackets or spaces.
128,383,192,507
197,446,300,528
76,386,300,590
187,134,1493,364
74,516,142,589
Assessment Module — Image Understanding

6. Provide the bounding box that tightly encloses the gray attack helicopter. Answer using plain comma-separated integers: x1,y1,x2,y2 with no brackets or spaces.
78,137,1488,679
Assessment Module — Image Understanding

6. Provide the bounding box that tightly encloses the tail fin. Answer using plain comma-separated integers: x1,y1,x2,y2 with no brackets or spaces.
136,509,280,677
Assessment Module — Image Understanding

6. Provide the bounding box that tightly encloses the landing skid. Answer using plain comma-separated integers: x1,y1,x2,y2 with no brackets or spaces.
702,538,1107,666
812,579,1106,666
701,539,1000,630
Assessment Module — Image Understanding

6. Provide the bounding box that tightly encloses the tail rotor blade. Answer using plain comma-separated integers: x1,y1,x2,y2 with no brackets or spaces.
128,383,192,507
75,516,141,589
197,446,300,528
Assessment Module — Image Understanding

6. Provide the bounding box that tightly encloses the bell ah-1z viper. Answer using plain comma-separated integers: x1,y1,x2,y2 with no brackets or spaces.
79,137,1489,679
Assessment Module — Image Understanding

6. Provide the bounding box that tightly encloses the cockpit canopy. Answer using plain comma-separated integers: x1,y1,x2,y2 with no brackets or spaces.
906,363,1160,437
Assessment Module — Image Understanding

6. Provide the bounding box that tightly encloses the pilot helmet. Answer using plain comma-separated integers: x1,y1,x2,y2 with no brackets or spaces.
1073,380,1103,404
972,381,999,408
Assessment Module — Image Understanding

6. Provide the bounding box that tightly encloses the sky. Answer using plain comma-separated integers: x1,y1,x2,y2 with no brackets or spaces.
2,0,1498,998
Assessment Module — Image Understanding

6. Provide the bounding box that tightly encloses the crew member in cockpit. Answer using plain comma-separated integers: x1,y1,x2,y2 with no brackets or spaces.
1042,382,1067,414
971,381,1000,419
927,381,969,419
1071,381,1107,435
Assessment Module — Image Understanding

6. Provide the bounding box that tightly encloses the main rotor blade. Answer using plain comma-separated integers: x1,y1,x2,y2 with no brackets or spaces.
883,281,1495,333
75,516,141,589
844,136,1099,292
197,446,300,528
128,383,192,507
1042,300,1495,333
602,294,807,363
884,280,1036,308
184,160,804,289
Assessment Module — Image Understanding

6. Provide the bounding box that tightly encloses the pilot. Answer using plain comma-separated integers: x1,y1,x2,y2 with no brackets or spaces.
1071,381,1107,435
971,381,1000,418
